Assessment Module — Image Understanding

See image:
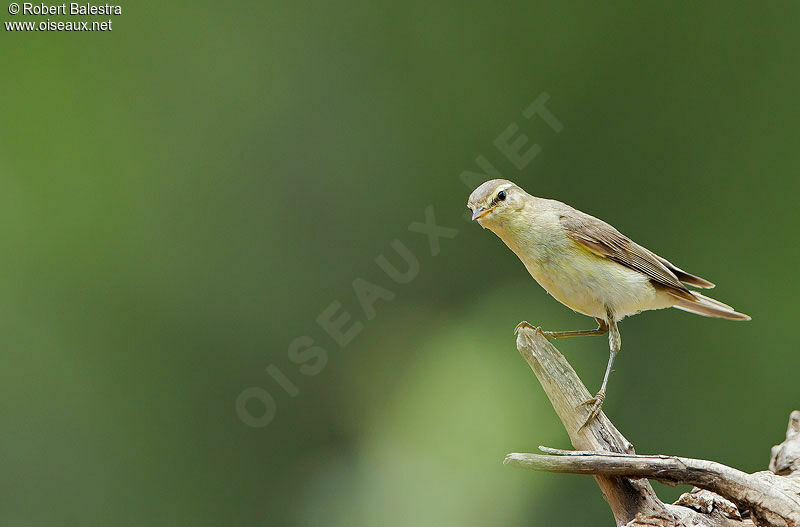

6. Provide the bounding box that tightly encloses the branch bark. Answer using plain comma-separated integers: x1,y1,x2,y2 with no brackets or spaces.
504,451,800,526
508,324,800,527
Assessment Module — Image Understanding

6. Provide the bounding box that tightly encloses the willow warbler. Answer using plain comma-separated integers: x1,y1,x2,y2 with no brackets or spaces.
467,179,749,428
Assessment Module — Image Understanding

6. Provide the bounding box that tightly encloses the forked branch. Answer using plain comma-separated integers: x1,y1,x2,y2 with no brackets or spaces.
508,325,800,527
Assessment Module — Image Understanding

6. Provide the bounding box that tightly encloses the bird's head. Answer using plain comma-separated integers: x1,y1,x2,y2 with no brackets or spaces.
467,179,525,228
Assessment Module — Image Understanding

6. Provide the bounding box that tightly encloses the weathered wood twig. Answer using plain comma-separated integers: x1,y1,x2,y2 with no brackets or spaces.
511,324,672,526
504,451,800,526
508,324,800,527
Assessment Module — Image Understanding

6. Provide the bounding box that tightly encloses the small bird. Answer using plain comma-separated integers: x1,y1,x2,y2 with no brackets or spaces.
467,179,749,429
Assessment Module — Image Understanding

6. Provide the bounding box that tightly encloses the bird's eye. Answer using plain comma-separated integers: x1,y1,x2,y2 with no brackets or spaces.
497,190,506,201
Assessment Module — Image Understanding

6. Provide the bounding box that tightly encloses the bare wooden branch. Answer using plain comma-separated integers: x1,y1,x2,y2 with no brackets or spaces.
509,324,800,527
770,410,800,476
503,451,800,526
513,324,672,526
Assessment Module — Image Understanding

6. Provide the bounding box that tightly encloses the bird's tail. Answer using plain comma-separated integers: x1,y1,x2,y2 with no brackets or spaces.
670,291,750,321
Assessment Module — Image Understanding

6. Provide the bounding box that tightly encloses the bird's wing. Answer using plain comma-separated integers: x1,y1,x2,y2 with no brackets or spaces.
560,210,697,300
652,254,714,289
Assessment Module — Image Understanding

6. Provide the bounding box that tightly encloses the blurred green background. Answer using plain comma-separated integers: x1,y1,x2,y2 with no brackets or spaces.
2,1,798,525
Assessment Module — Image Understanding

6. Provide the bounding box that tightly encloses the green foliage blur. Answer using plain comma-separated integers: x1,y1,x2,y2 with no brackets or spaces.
2,2,798,525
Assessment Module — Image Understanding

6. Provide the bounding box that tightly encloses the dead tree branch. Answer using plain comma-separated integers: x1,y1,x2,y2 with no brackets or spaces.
507,324,800,527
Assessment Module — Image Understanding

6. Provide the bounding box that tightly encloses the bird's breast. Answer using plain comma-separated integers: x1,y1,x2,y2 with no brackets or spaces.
508,235,663,319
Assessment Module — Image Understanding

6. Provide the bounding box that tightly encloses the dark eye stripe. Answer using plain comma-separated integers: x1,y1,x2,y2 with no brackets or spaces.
489,190,507,207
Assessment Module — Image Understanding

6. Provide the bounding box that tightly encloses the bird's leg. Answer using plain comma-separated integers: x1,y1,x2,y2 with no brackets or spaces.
514,319,608,338
578,313,620,431
541,318,608,340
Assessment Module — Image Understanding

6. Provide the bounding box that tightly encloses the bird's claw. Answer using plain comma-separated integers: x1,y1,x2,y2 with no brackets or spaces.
513,322,560,340
514,321,539,335
577,391,606,431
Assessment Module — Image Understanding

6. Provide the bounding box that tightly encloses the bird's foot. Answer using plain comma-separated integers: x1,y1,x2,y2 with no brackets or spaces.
577,391,605,431
514,321,540,335
514,322,562,341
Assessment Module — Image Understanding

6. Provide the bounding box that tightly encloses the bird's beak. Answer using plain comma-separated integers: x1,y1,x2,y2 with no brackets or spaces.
471,206,494,221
